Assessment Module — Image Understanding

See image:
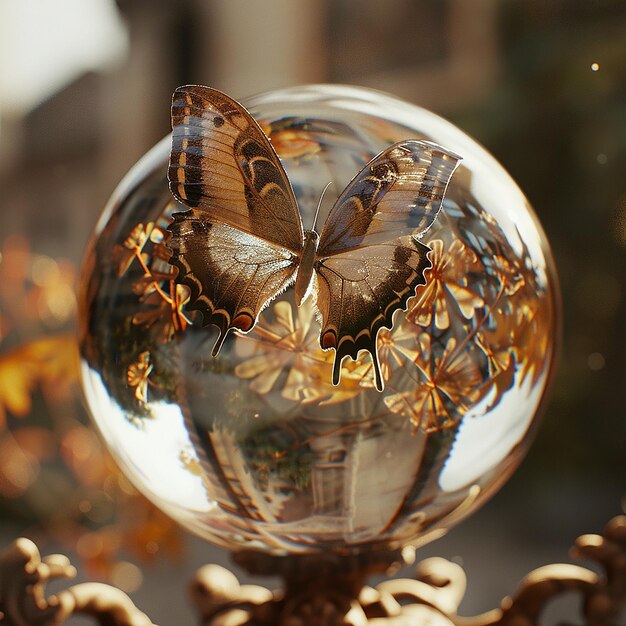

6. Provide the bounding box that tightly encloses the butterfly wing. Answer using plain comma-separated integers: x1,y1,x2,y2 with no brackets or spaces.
168,85,304,252
167,85,303,353
318,140,461,252
315,140,461,390
168,214,298,355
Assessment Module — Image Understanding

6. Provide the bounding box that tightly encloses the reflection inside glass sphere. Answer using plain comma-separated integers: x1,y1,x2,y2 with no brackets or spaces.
80,84,559,555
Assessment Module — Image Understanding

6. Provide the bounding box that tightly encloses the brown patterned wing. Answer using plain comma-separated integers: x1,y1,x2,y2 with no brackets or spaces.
168,85,304,253
315,239,431,391
168,211,298,355
315,140,461,391
317,140,461,254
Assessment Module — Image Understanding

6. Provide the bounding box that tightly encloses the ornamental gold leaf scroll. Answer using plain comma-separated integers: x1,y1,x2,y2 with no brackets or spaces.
188,516,626,626
2,516,623,626
0,538,155,626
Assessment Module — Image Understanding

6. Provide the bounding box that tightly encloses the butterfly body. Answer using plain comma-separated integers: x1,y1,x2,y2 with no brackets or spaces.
294,230,319,306
167,85,461,391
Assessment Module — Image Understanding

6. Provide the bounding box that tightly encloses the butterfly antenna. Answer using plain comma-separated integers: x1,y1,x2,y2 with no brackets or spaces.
312,181,333,231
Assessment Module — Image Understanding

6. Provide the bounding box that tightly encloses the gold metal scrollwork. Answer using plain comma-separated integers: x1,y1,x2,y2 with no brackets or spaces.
191,516,626,626
0,538,155,626
1,516,624,625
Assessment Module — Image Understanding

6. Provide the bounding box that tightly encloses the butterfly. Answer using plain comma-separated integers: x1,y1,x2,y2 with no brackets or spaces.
166,85,461,392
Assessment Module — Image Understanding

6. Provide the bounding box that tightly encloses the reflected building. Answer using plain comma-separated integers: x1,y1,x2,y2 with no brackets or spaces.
188,408,438,549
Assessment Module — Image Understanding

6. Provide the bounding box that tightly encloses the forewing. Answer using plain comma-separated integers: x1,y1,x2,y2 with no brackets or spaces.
168,85,303,252
318,140,460,255
316,238,432,391
168,210,298,355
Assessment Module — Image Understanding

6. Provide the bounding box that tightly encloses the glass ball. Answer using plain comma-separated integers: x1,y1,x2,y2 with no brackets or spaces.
79,85,559,555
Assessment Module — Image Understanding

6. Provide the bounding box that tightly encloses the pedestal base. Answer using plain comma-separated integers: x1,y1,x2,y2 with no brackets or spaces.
1,516,624,626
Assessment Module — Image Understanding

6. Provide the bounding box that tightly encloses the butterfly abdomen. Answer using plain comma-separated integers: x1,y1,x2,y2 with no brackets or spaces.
294,230,319,306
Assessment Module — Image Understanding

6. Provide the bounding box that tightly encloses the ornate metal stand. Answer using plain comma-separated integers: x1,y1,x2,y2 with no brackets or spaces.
1,516,624,626
0,538,153,626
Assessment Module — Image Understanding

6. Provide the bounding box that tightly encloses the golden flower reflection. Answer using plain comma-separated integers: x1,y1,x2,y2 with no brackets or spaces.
132,281,190,341
384,334,482,432
515,298,554,386
408,239,484,330
235,299,374,405
112,222,161,276
114,221,190,341
127,351,153,403
491,254,525,296
222,231,552,434
475,319,517,411
376,324,420,383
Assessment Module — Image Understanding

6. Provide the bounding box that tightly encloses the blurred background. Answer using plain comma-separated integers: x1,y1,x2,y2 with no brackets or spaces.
0,0,624,623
